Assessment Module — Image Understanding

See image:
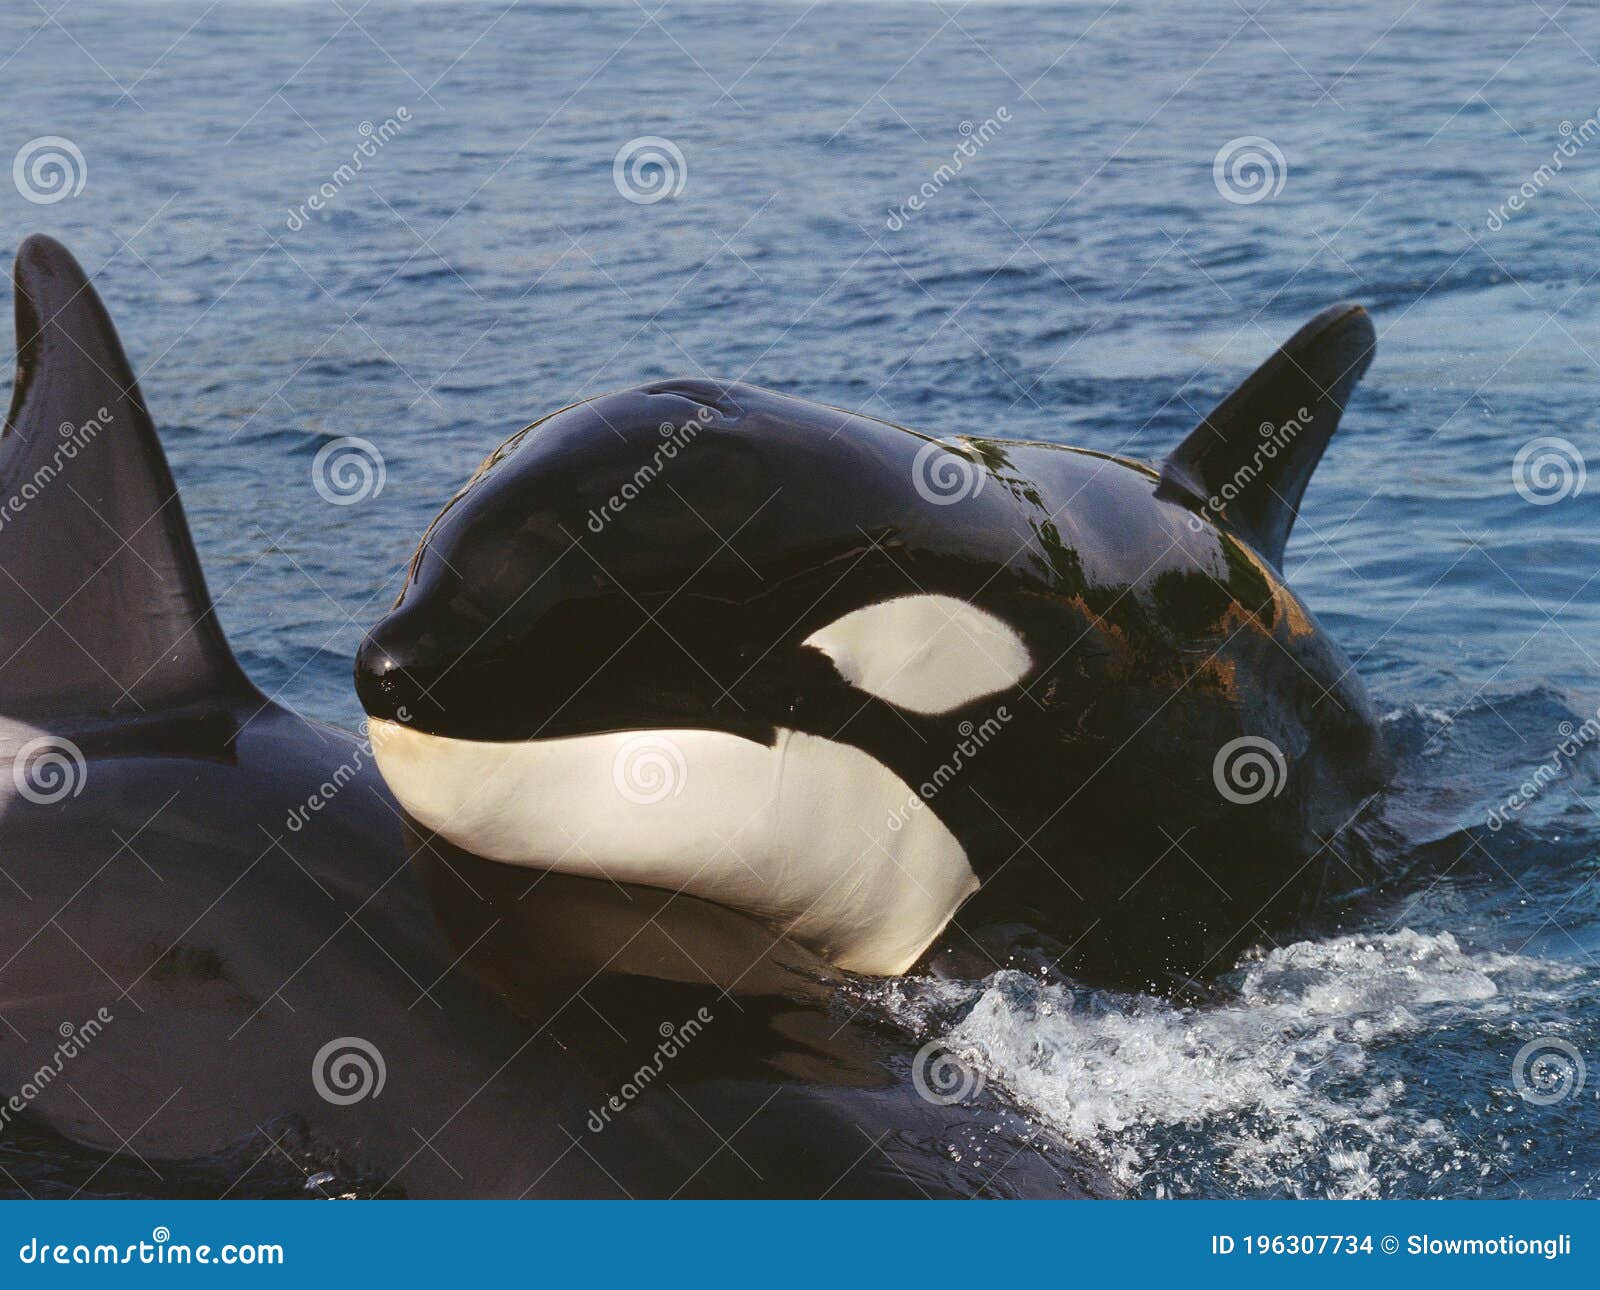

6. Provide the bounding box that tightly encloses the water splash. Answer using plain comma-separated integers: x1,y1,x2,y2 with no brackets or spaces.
866,930,1592,1198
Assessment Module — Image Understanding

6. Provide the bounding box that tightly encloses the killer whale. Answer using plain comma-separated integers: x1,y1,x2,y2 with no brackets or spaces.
357,308,1390,983
0,235,1086,1198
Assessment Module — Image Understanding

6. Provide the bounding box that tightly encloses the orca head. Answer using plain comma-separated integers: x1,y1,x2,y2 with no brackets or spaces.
356,379,1037,975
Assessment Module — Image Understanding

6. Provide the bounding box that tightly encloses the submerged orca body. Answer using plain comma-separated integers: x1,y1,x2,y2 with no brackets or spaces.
357,307,1390,984
0,237,1089,1199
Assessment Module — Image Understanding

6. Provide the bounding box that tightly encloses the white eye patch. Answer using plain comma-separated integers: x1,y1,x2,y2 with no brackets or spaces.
801,593,1031,715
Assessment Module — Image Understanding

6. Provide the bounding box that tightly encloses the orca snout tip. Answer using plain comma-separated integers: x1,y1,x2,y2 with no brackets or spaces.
354,629,397,679
354,630,441,729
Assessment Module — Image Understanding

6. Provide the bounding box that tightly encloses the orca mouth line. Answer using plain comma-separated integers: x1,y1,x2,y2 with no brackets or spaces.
354,591,1037,747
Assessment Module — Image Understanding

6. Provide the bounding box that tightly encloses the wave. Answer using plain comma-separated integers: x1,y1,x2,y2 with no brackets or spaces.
863,926,1590,1198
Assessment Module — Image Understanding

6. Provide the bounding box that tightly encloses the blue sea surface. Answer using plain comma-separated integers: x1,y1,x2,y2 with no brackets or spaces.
1,0,1598,1198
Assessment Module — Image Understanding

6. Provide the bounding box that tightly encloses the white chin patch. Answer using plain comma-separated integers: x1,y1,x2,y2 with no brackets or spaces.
368,719,977,976
801,593,1030,715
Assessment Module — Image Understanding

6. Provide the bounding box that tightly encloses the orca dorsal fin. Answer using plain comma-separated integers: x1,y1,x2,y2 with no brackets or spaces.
0,235,256,726
1159,303,1375,569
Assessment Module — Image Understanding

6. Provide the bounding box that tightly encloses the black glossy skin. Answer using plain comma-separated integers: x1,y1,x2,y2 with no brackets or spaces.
0,238,1086,1198
357,380,1391,983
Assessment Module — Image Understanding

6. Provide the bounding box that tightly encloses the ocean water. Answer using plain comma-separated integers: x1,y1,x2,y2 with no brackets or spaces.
1,0,1598,1198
